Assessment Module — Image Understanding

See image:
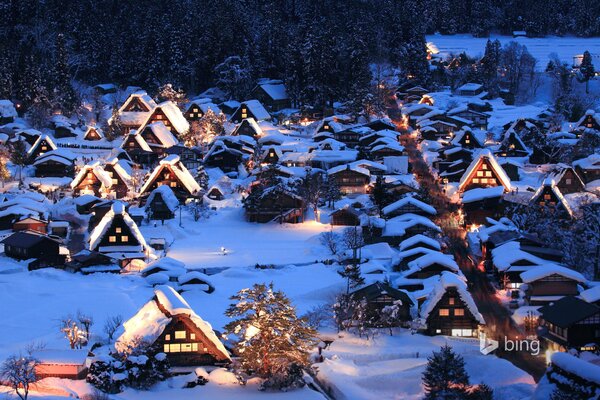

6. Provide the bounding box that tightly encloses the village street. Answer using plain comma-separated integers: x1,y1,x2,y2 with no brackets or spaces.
388,107,547,381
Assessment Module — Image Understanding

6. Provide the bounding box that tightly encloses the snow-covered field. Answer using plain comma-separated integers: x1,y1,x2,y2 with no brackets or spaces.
427,33,600,71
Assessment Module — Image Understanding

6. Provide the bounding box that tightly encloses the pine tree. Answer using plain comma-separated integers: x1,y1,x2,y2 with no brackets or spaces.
370,175,389,214
224,283,317,384
195,165,209,195
480,40,501,97
422,345,470,399
579,50,595,94
52,33,78,115
9,140,28,186
323,177,343,208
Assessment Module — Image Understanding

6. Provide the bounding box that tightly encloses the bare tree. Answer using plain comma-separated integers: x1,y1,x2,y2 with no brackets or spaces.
60,315,87,349
1,353,39,400
103,315,123,343
77,311,94,343
319,229,341,256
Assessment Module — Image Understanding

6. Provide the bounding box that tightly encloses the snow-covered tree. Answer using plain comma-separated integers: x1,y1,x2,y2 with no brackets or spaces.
370,175,391,214
578,51,595,94
298,168,323,221
319,229,341,257
323,177,343,208
338,263,365,294
375,302,403,336
103,315,123,343
422,345,470,399
52,33,78,115
9,140,28,186
224,283,317,387
215,56,252,100
480,39,501,97
60,315,88,349
0,144,11,186
156,83,186,106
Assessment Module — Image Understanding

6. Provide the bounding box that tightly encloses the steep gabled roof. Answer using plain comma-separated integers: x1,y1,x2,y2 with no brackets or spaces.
234,100,271,121
88,201,146,252
458,149,512,192
382,196,436,216
70,161,113,189
520,264,587,284
27,134,57,156
140,155,201,196
145,185,179,212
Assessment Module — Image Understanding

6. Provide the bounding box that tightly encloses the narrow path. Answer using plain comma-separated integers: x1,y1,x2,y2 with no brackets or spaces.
389,106,547,381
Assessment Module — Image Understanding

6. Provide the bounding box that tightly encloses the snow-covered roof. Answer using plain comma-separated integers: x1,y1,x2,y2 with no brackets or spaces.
580,285,600,304
140,155,201,196
70,161,113,189
178,271,213,286
573,153,600,170
461,186,505,203
458,149,512,192
118,91,157,114
121,130,152,152
382,196,436,216
327,163,370,177
27,134,57,156
420,272,485,324
399,234,441,251
235,118,263,137
406,252,459,273
89,201,147,252
146,185,179,212
152,101,190,135
457,83,483,92
83,126,104,140
32,349,88,365
143,122,179,148
237,100,271,121
383,214,441,237
491,241,551,272
141,257,186,276
258,83,289,101
551,352,600,386
520,265,587,284
116,285,230,361
574,109,600,130
0,100,18,118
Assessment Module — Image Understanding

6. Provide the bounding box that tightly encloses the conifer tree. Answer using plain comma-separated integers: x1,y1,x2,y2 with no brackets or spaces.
52,33,78,115
579,50,595,94
224,283,317,385
422,345,470,399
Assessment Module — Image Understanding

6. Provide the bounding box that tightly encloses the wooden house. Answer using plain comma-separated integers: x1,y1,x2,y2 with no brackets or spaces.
121,130,158,166
350,282,414,325
103,158,132,199
330,206,361,226
70,162,113,197
88,201,147,260
116,286,231,366
399,234,442,252
145,185,179,221
549,166,586,194
521,265,586,305
382,215,442,245
219,100,241,116
1,231,61,264
65,250,118,273
573,154,600,184
139,122,178,152
137,101,190,139
245,187,305,224
139,155,201,202
83,126,104,141
250,80,291,111
316,118,344,135
461,186,505,226
456,83,484,97
13,216,48,234
538,296,600,352
53,124,77,138
203,141,245,173
232,118,263,139
382,196,436,219
184,99,220,122
458,150,511,192
420,272,485,337
328,164,370,194
447,105,489,130
573,109,600,133
262,146,282,164
499,160,521,181
403,253,460,279
496,130,530,158
530,180,572,217
230,100,272,123
450,127,484,149
27,134,57,161
33,151,75,178
164,145,203,172
117,91,158,133
33,350,89,380
178,271,215,293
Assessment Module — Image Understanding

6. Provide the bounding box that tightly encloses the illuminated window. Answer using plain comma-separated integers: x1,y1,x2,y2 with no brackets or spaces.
473,178,479,183
482,164,488,170
485,171,492,177
464,139,470,144
115,227,122,233
165,334,171,340
109,236,116,242
163,344,169,352
175,331,186,339
454,308,465,316
477,171,484,177
169,343,181,352
544,194,551,200
439,309,450,316
112,179,118,185
156,114,163,120
182,343,192,351
87,172,93,179
194,108,199,113
170,182,177,188
448,298,455,305
121,236,129,242
481,178,488,184
193,343,199,351
190,333,196,340
41,146,48,151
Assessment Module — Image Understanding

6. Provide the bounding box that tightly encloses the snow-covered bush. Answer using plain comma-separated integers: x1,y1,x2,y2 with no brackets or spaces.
259,363,306,392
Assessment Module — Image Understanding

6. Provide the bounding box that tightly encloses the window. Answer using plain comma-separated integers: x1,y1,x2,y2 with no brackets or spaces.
115,227,122,233
454,308,465,316
121,236,129,242
566,179,572,184
435,329,442,334
439,309,450,316
165,334,171,341
168,343,181,352
190,333,196,340
41,146,48,151
544,194,551,200
473,178,479,183
482,164,488,170
170,182,177,188
112,179,118,185
175,331,186,339
448,297,455,305
109,236,116,243
477,171,484,177
480,178,488,184
464,139,470,144
485,171,492,177
182,343,192,352
163,344,169,352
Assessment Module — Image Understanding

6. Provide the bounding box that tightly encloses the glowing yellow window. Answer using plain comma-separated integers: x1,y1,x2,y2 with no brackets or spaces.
473,178,479,183
482,164,488,170
115,227,122,233
109,236,116,242
41,146,48,150
485,171,492,177
439,309,450,316
121,236,128,242
464,139,470,144
477,171,484,177
170,182,177,188
165,334,171,340
181,343,192,352
454,308,465,316
169,344,181,352
190,333,196,340
163,344,169,352
448,298,455,305
192,343,199,351
175,331,186,339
